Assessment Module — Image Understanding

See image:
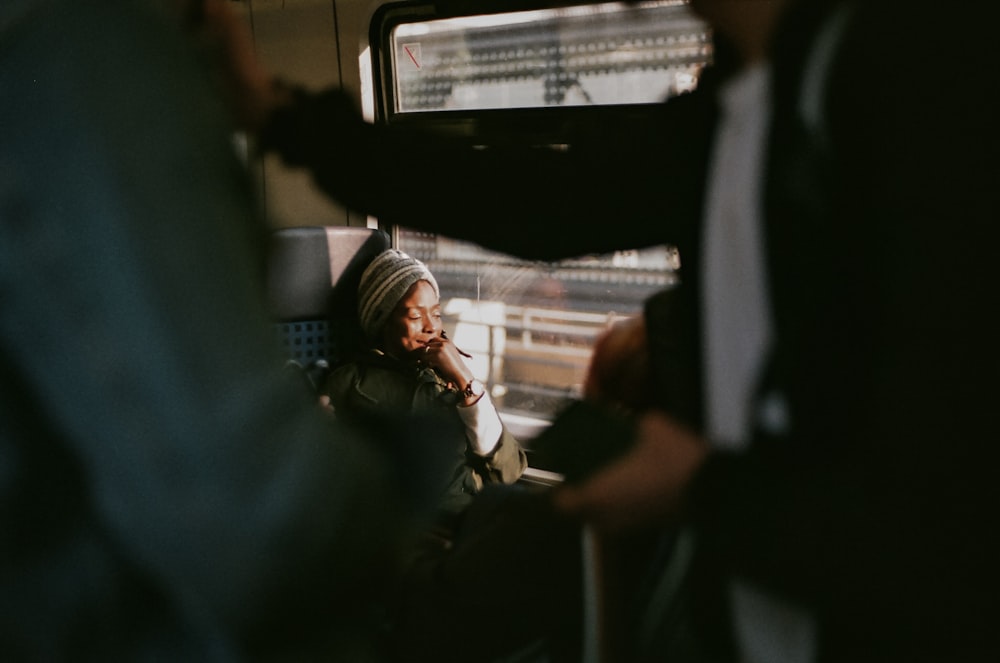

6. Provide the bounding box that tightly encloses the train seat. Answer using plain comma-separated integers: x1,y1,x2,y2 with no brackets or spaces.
266,225,391,391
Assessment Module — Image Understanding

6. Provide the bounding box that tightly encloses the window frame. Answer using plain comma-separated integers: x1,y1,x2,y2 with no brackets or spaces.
369,0,712,143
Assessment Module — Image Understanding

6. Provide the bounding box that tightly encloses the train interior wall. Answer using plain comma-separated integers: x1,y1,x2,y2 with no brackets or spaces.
235,0,373,229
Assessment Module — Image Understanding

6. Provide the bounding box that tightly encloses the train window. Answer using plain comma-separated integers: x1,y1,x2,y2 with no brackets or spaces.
370,0,709,438
383,0,710,114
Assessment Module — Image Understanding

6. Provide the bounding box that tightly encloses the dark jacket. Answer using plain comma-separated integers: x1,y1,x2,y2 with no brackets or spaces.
325,351,527,523
264,1,1000,659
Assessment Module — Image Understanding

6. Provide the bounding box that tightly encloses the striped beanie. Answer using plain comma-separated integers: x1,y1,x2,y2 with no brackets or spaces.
357,249,440,339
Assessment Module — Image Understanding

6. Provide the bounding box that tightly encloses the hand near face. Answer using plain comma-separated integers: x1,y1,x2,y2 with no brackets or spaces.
415,334,475,392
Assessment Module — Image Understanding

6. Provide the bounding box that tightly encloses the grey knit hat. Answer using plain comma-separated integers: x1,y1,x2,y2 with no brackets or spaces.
357,249,440,339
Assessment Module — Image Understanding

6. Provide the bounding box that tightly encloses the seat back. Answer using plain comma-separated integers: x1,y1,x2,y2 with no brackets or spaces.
266,226,391,386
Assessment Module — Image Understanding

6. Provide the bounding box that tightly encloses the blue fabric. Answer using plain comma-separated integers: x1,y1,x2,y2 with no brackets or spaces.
0,1,425,659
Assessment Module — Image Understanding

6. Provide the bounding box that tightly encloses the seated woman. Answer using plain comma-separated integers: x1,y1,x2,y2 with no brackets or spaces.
323,248,527,532
324,249,592,663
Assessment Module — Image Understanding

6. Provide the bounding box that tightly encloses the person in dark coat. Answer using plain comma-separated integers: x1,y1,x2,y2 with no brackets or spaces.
209,0,1000,660
322,248,585,663
324,248,527,530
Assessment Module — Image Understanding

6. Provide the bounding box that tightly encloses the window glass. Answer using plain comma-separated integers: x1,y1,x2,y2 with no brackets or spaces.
390,0,711,113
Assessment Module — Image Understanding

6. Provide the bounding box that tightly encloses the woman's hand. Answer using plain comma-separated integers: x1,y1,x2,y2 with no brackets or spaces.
416,334,478,400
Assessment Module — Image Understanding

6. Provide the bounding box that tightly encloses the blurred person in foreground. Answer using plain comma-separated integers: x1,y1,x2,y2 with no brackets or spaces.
0,0,449,659
206,0,1000,660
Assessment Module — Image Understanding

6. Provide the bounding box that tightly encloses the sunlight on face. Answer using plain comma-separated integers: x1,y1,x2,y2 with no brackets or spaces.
380,280,443,356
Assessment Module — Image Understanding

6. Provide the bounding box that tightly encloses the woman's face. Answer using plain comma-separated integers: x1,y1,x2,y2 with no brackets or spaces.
379,280,443,357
